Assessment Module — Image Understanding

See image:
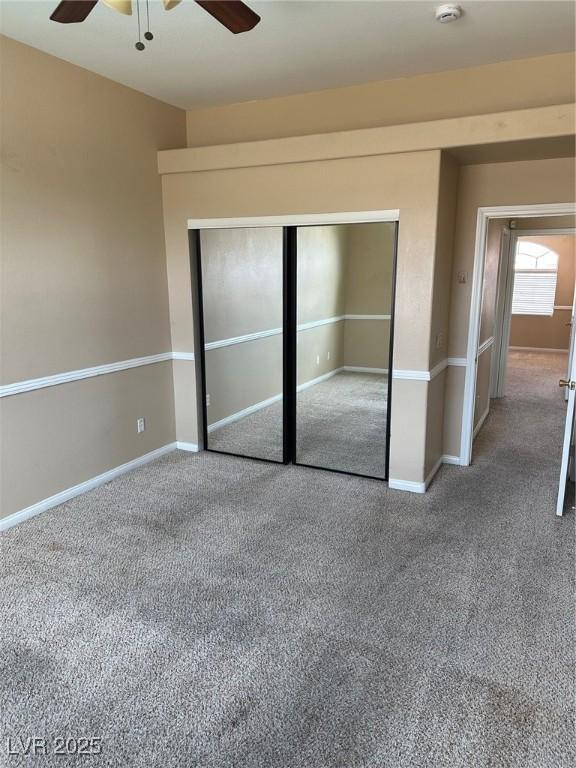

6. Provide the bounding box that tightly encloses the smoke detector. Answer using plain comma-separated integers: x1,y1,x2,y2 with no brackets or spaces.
435,4,463,23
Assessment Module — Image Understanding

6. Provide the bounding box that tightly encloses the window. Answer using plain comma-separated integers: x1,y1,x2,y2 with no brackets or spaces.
511,241,559,316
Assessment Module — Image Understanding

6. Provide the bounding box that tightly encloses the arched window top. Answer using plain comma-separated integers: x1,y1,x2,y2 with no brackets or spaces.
515,241,559,271
512,240,559,316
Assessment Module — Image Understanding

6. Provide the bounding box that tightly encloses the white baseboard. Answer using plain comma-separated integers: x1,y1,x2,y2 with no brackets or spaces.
441,454,462,465
297,367,343,392
389,460,439,494
388,478,427,493
343,366,388,374
176,442,199,452
389,453,463,494
207,393,283,433
473,407,490,439
208,367,346,432
0,443,178,533
509,346,568,353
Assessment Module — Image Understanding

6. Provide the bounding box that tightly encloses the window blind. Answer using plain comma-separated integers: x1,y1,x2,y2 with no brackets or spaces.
511,271,557,316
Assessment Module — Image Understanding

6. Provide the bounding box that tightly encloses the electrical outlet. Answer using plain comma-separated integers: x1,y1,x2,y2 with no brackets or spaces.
316,354,320,365
436,333,444,350
327,351,331,360
206,394,211,406
457,271,467,284
137,417,145,434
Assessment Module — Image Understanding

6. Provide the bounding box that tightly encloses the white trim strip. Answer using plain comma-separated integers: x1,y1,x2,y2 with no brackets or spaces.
204,314,391,351
0,443,178,532
205,327,282,351
392,357,466,381
188,211,400,229
0,350,466,398
297,316,344,331
477,336,495,356
475,204,576,218
392,369,431,381
172,352,196,361
0,353,175,398
429,359,448,380
509,346,569,353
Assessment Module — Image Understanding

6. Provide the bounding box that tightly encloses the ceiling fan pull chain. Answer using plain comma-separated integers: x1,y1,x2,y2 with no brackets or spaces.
135,0,145,50
144,0,154,41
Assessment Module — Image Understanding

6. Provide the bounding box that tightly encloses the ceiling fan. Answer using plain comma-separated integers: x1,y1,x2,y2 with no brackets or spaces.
50,1,261,47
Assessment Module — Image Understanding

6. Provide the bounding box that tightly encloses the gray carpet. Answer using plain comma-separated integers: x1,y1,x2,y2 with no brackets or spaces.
210,372,388,477
1,353,574,767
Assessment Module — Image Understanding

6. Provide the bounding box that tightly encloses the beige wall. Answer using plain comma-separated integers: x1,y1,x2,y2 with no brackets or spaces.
164,95,575,485
297,225,348,385
428,153,458,471
0,37,186,519
510,234,575,350
161,150,443,484
201,227,283,342
343,223,395,371
298,226,348,322
444,157,576,458
2,365,176,516
186,53,575,147
3,34,572,515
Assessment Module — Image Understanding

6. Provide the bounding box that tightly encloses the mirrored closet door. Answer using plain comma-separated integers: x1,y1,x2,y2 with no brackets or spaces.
193,220,398,480
295,222,397,478
197,226,285,463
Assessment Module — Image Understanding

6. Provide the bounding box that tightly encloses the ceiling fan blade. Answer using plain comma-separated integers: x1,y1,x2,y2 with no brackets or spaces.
195,1,260,34
50,0,99,23
102,0,132,14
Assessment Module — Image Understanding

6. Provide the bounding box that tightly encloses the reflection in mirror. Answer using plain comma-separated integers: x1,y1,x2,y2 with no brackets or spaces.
200,227,284,462
296,222,396,478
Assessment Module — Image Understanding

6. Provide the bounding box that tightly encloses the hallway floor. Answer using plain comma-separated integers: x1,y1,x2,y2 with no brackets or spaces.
1,354,573,767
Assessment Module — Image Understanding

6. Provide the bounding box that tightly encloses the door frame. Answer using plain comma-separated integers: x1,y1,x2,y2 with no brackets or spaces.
491,226,576,399
188,210,400,479
461,203,576,466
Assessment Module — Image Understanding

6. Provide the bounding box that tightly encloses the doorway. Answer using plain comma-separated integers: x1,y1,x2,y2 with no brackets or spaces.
463,202,576,514
190,219,398,481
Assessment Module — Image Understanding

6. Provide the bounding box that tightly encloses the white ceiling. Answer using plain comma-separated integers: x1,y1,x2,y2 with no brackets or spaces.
1,0,574,110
